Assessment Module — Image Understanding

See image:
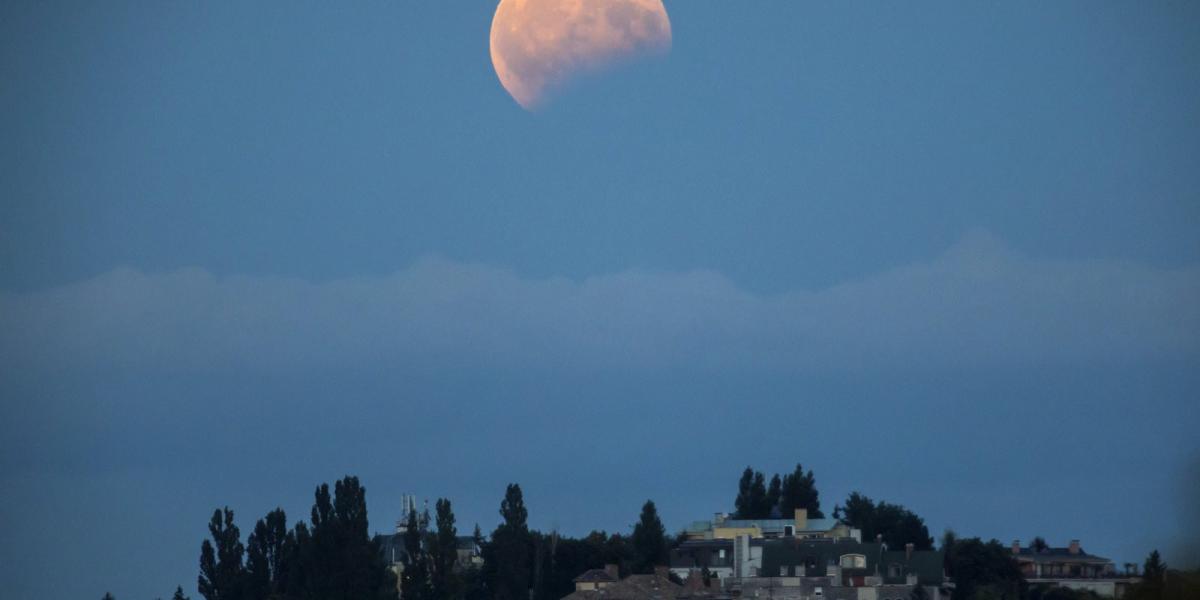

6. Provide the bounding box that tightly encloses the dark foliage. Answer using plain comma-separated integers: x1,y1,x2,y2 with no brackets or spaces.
734,464,824,519
834,492,933,550
631,500,668,573
483,484,533,600
779,464,824,519
431,499,461,600
197,476,396,600
199,507,245,600
401,509,432,600
941,536,1024,600
245,508,289,600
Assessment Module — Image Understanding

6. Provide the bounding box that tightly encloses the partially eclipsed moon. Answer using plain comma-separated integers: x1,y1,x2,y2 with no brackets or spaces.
490,0,672,110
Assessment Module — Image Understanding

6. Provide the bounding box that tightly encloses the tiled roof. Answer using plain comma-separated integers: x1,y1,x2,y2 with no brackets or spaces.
758,540,946,585
1015,547,1111,563
562,574,714,600
689,518,842,533
574,569,618,583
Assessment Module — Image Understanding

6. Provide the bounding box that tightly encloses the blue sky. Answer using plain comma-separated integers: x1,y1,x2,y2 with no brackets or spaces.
1,2,1198,599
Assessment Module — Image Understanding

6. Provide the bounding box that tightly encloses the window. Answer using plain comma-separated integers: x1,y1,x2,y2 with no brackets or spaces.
784,525,794,537
889,564,902,578
840,554,867,569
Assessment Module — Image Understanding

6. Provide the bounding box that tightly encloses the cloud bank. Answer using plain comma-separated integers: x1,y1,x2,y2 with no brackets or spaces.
2,232,1197,374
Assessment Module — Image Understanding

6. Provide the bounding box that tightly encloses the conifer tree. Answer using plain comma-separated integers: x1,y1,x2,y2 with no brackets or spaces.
748,471,769,518
779,464,824,519
172,586,191,600
631,500,668,573
733,467,754,518
766,474,783,516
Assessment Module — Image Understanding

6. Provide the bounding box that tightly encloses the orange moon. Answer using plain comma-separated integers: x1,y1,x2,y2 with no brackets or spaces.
489,0,672,110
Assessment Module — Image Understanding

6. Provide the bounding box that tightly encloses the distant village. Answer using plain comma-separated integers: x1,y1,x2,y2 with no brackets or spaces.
185,472,1186,600
374,484,1145,600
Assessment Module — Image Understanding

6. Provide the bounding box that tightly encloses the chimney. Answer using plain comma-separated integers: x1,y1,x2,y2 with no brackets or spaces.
794,508,808,531
1012,540,1021,555
1069,540,1080,555
905,543,914,560
604,564,620,580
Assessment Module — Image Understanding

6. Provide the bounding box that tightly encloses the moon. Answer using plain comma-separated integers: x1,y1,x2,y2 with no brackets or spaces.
489,0,672,110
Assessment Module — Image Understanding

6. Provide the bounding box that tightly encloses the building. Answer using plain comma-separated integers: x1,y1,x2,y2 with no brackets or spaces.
672,537,951,600
1011,539,1138,598
684,510,861,542
561,566,722,600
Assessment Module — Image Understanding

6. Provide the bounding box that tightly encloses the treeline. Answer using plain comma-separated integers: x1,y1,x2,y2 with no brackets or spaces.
100,465,1200,600
731,464,933,552
834,491,934,550
197,475,396,600
465,485,671,600
178,478,671,600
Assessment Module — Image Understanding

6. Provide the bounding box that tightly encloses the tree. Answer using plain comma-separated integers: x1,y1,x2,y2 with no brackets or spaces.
748,471,769,518
943,537,1024,600
102,594,116,600
1031,537,1048,553
733,467,755,518
766,475,782,517
779,464,824,519
431,498,461,600
199,507,245,600
631,500,668,573
173,586,191,600
245,508,288,599
402,509,432,600
1134,550,1166,600
305,476,395,600
834,492,932,550
202,476,397,600
484,484,533,600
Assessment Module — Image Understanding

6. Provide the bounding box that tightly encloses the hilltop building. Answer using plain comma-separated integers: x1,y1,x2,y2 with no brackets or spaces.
562,566,721,600
671,537,950,600
1011,539,1138,598
684,509,860,542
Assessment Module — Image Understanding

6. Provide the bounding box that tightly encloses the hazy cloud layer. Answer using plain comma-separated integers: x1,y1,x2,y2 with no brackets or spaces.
490,0,671,108
2,232,1197,374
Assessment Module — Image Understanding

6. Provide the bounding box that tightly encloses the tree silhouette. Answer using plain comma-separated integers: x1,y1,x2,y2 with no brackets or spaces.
632,500,668,573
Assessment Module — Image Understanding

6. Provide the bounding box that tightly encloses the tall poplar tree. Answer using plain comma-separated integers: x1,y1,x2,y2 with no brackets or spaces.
402,509,431,600
199,507,245,600
245,508,288,599
484,484,532,600
432,498,461,600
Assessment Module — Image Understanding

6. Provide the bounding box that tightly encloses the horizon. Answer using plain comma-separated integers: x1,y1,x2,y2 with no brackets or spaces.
2,2,1198,599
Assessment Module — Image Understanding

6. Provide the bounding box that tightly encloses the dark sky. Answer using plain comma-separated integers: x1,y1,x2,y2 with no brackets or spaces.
1,2,1198,599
